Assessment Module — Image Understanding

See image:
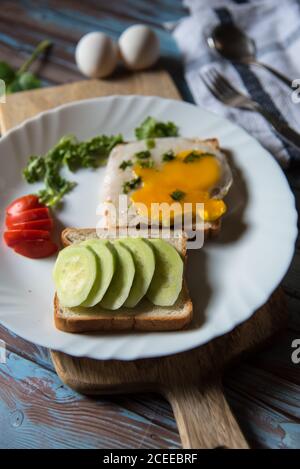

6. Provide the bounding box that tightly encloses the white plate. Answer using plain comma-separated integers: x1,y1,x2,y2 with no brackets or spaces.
0,96,297,360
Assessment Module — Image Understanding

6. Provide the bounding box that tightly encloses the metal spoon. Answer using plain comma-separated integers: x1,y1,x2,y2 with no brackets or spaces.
207,23,292,88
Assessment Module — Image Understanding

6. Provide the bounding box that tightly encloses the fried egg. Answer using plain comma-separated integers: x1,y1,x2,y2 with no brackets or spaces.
101,137,233,228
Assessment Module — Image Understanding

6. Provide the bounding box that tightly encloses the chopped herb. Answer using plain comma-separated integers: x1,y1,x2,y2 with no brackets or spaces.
170,189,186,201
123,176,142,194
63,134,123,171
183,151,202,163
23,133,123,207
134,150,151,160
135,116,179,140
184,151,215,163
133,150,155,168
23,155,46,183
146,138,156,149
38,173,76,207
137,159,154,169
119,160,133,171
162,150,176,162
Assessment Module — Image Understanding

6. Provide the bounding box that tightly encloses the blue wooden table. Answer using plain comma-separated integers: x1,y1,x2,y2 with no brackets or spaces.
0,0,299,449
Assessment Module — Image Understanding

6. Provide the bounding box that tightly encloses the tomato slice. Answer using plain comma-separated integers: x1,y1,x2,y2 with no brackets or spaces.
6,195,43,216
4,230,50,247
13,239,58,259
6,208,50,228
10,218,53,231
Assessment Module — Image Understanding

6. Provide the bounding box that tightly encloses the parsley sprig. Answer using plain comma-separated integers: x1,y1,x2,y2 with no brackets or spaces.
123,177,142,194
162,150,176,162
23,134,123,207
0,40,52,94
170,189,186,201
135,116,179,140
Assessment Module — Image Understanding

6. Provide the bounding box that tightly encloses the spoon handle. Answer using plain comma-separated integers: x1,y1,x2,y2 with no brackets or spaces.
251,60,292,88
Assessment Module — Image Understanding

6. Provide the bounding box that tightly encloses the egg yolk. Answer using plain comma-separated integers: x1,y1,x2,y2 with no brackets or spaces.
130,150,227,222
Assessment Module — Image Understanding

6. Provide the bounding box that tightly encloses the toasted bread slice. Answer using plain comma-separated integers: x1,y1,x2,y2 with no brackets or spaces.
54,228,193,333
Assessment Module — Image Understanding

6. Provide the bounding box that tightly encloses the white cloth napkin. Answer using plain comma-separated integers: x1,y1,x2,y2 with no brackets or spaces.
171,0,300,166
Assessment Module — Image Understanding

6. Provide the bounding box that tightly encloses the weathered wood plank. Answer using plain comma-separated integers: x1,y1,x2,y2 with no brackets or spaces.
224,381,300,449
0,351,180,449
0,324,52,370
283,248,300,299
226,365,300,418
287,295,300,332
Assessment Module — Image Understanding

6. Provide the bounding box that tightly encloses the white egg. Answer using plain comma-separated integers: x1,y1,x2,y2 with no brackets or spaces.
118,25,159,71
75,32,118,78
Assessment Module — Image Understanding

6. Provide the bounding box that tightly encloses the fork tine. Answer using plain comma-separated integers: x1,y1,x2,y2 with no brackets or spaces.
201,71,223,101
207,69,232,98
213,71,239,95
201,67,247,105
201,69,228,102
210,70,230,96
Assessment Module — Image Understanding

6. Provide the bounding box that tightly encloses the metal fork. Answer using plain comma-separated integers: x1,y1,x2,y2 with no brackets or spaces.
201,68,300,151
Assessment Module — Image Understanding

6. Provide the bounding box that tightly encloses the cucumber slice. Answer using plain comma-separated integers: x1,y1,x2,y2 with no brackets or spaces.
120,238,155,307
53,245,97,308
146,239,183,306
100,241,135,310
80,239,116,307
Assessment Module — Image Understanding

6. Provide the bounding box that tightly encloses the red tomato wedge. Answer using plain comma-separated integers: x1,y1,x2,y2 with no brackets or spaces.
6,208,50,228
10,218,53,231
13,239,58,259
4,195,57,259
6,194,43,216
4,230,50,247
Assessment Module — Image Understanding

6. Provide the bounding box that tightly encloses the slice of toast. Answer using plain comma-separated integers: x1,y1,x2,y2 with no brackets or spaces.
54,228,193,333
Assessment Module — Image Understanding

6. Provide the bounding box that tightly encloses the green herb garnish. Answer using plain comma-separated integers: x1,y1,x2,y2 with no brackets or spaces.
170,189,186,201
133,150,155,168
135,117,179,140
137,159,154,169
23,155,46,183
162,150,176,162
184,151,215,163
134,150,151,160
1,40,52,94
23,133,123,207
119,160,133,171
64,134,123,171
183,151,202,163
123,176,142,194
38,173,76,207
146,138,156,149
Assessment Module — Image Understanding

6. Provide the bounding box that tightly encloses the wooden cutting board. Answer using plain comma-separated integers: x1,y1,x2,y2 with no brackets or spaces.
0,71,287,449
